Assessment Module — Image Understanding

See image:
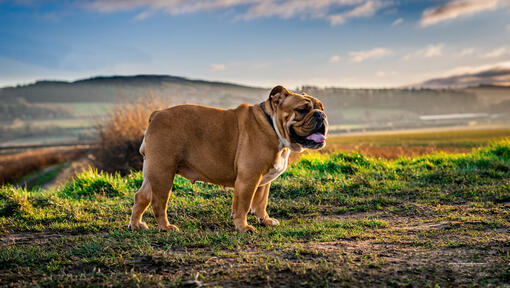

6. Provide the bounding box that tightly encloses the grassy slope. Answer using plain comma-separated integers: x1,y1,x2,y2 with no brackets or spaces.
0,141,509,287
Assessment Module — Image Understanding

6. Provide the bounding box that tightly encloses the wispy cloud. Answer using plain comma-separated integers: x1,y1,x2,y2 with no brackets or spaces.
423,43,443,57
133,10,153,21
329,0,392,26
329,55,341,63
391,17,403,26
376,70,396,77
458,48,474,57
84,0,393,25
349,47,391,62
402,43,444,60
483,46,508,58
209,63,226,71
420,0,504,27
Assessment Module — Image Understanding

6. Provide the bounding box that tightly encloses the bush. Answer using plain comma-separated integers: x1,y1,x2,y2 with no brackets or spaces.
91,96,168,175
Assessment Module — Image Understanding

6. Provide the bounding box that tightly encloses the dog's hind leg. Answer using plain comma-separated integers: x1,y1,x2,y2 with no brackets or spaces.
129,160,152,230
129,179,151,230
148,162,179,232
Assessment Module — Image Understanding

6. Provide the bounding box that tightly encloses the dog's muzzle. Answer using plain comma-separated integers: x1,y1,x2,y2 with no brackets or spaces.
290,112,328,149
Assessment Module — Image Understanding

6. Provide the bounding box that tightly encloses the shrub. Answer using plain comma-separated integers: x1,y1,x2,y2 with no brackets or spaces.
91,96,168,175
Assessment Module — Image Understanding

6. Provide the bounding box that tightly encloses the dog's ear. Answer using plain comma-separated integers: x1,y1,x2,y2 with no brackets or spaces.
269,85,289,105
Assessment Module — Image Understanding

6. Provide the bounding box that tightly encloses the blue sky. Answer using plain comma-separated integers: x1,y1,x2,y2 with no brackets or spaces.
0,0,509,88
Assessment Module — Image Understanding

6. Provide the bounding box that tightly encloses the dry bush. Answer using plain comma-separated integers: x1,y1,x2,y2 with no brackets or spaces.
91,96,168,175
0,147,86,184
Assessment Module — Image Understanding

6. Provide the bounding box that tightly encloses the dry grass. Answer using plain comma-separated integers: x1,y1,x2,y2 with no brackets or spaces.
326,126,510,148
319,126,510,159
91,96,168,175
0,147,85,184
320,145,473,159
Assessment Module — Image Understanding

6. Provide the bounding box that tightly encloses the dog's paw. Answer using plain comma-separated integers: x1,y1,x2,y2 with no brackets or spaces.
159,224,180,232
259,217,280,226
128,221,149,230
239,224,257,233
241,225,257,233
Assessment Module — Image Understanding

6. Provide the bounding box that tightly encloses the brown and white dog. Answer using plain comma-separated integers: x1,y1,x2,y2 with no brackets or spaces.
129,85,328,232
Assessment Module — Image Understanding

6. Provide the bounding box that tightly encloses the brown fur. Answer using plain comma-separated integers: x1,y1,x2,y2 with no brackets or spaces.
129,86,328,232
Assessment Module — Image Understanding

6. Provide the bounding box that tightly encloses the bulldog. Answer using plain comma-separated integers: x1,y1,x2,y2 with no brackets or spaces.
129,85,328,232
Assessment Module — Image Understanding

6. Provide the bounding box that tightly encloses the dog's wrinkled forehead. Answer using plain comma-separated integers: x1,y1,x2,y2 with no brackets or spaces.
301,94,324,111
269,85,324,111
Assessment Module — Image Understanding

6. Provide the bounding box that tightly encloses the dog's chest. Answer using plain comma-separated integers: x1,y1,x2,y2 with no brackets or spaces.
260,149,290,185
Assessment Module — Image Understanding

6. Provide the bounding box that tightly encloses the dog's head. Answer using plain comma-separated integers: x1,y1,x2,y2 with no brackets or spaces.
267,85,328,152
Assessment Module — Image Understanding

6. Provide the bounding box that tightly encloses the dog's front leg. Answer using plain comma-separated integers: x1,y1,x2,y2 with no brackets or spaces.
232,175,262,232
251,183,280,226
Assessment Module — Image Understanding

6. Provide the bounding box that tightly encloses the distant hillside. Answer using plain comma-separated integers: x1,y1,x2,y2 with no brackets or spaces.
2,74,510,127
414,66,510,89
0,75,267,108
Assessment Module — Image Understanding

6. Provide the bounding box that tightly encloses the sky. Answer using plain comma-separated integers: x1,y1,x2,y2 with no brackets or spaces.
0,0,509,88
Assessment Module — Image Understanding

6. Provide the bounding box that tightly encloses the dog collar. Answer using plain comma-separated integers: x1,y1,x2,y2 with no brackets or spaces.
259,103,275,132
259,103,290,149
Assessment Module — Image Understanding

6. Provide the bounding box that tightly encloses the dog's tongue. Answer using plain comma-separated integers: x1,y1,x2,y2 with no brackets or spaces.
306,133,326,143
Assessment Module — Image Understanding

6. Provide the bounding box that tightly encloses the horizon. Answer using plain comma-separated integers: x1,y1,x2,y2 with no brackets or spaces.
2,72,510,91
1,0,510,88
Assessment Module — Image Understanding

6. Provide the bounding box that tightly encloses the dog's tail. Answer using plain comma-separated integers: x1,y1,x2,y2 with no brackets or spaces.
140,111,158,158
139,135,146,158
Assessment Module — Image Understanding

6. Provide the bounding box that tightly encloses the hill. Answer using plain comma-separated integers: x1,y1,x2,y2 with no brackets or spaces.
1,75,510,146
413,66,510,88
0,75,267,108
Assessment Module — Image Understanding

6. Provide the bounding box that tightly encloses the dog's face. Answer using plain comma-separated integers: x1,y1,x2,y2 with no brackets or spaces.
269,85,328,152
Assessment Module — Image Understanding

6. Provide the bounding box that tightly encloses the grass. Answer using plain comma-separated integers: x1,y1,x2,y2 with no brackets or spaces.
0,140,509,287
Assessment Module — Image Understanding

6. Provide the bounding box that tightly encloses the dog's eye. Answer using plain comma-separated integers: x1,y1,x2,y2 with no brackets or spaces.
295,108,308,115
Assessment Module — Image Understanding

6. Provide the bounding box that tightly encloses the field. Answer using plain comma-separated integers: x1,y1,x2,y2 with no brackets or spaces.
323,126,510,159
0,138,509,287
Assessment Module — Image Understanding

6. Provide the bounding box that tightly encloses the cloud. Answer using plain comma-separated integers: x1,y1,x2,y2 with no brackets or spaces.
349,47,391,62
420,0,504,27
423,43,443,57
328,0,392,26
483,46,508,58
329,55,341,63
209,63,226,71
133,10,153,20
84,0,393,25
402,43,444,60
376,70,396,77
458,48,474,57
391,17,403,26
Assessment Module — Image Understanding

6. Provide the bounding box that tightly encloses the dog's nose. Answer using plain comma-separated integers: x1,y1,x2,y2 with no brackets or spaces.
313,111,323,120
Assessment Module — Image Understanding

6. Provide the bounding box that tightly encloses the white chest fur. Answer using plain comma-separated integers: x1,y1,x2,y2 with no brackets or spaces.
260,148,290,185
